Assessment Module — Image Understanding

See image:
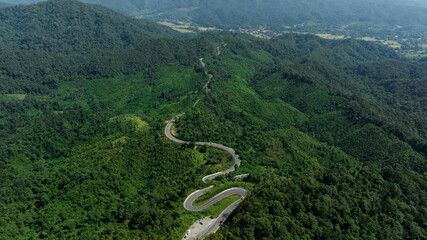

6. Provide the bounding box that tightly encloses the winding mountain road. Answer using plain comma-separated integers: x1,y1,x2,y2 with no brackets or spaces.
199,58,212,93
183,187,247,211
165,46,248,239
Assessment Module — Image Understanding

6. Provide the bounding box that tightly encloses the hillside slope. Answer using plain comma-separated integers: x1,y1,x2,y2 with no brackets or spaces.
5,0,427,29
1,34,426,240
73,0,427,28
0,2,426,239
0,0,185,94
73,0,427,57
0,0,181,53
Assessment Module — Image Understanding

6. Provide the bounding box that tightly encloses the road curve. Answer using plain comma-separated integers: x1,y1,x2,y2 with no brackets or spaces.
165,113,240,183
166,114,248,239
199,197,244,239
165,113,189,144
200,58,212,93
184,187,248,211
165,46,248,239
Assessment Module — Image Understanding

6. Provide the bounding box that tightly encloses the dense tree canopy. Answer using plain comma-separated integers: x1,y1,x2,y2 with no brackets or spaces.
0,1,426,239
0,0,189,94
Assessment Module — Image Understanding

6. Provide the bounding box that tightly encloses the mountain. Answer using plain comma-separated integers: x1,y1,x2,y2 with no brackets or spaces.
0,0,182,53
7,1,427,48
5,0,427,27
171,34,427,239
71,0,427,27
70,0,427,57
0,0,186,94
1,31,426,239
0,1,426,240
0,0,41,4
0,2,10,7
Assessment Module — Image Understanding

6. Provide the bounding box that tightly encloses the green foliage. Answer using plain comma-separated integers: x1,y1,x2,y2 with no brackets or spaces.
0,0,181,53
0,68,212,239
75,0,427,30
0,9,426,240
211,165,427,240
75,0,427,56
108,115,150,135
0,0,190,94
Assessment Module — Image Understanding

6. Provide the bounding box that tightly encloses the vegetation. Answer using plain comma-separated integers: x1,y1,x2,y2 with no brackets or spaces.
0,0,189,94
0,1,426,239
207,166,427,239
8,0,427,56
56,0,427,56
175,33,426,239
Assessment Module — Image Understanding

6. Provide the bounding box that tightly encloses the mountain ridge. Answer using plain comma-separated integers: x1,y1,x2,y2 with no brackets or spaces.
0,0,187,94
0,0,183,53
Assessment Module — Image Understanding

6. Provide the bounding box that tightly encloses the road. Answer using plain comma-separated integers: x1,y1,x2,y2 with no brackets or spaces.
183,187,247,211
164,113,188,144
198,197,244,239
166,114,248,239
199,58,212,93
234,174,249,180
165,46,248,239
165,113,240,183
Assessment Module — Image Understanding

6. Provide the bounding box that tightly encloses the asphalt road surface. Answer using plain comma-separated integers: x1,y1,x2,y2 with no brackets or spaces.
199,58,212,93
183,187,247,211
165,46,248,239
165,114,240,182
166,113,248,239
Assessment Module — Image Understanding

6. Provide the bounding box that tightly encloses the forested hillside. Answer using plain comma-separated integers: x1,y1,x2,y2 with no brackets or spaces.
16,0,427,32
0,1,426,239
0,0,38,3
61,0,427,58
77,0,427,34
5,0,427,57
0,0,181,52
174,33,427,239
0,0,186,94
209,166,427,239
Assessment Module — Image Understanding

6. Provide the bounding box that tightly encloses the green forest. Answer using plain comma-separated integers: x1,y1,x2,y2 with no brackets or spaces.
63,0,427,57
0,0,426,239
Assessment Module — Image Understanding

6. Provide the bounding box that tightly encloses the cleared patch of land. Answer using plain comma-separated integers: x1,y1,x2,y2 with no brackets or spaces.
316,33,348,39
198,27,219,31
359,37,402,48
158,21,195,33
5,94,26,100
404,50,427,58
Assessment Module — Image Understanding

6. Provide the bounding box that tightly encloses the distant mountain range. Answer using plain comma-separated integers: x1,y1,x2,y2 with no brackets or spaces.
5,0,427,16
0,0,40,4
124,0,427,28
0,2,10,7
3,0,427,31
